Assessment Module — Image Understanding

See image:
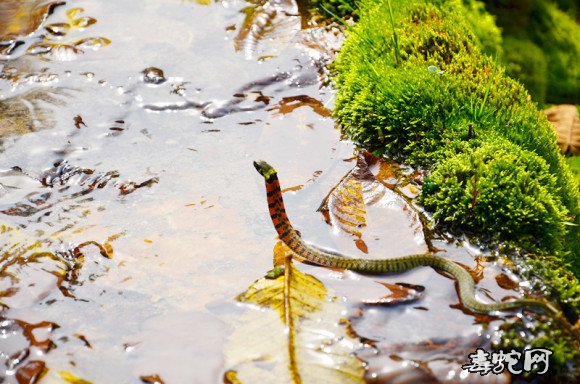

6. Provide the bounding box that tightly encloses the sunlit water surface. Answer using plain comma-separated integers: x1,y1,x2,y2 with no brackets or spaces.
0,1,535,383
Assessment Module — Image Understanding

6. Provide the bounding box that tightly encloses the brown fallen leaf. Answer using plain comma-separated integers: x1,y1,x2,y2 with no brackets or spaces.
73,333,92,348
545,104,580,154
234,0,301,60
363,281,425,306
318,151,424,254
453,258,484,284
73,115,86,129
140,374,165,384
16,360,47,384
269,95,331,117
495,273,519,290
14,320,59,352
118,177,159,195
0,0,65,42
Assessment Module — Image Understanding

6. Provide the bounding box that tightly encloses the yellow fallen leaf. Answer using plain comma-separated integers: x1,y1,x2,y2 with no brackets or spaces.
225,258,365,383
59,371,94,384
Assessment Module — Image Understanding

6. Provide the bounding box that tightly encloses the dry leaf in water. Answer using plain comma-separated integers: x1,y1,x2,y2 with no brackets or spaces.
495,273,519,291
0,224,66,308
59,371,94,384
269,95,331,117
0,0,64,41
225,259,365,383
363,281,425,306
15,360,47,384
318,151,425,254
139,374,165,384
273,239,294,267
357,335,509,384
234,0,301,60
0,88,69,138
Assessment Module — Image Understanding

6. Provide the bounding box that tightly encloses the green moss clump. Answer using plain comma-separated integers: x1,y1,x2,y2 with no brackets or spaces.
309,0,358,19
502,37,548,104
330,0,580,379
526,255,580,323
522,1,580,104
462,0,503,57
333,0,580,275
552,0,579,19
566,155,580,187
419,138,568,253
516,255,580,381
484,0,580,104
496,320,580,383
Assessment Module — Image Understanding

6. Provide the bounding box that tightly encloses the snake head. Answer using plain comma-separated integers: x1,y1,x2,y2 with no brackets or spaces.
253,160,277,181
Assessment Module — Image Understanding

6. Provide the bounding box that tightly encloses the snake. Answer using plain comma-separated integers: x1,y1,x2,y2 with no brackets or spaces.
254,160,559,315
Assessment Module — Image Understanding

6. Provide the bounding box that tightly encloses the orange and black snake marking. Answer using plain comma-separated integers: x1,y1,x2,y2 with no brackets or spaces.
254,160,561,315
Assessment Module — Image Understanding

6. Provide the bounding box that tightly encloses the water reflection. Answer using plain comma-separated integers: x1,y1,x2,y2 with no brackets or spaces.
0,0,65,57
0,0,557,383
0,0,345,381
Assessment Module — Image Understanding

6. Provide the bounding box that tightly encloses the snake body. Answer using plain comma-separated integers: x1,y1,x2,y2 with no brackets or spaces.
254,160,556,315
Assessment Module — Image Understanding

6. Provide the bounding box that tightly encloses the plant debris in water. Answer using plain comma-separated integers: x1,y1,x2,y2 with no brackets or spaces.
1,0,578,382
226,257,366,383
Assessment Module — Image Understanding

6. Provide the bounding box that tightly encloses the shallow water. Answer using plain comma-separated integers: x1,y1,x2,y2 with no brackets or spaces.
0,1,539,383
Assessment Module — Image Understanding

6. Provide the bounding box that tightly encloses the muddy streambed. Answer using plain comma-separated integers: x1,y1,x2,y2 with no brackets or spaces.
0,1,537,383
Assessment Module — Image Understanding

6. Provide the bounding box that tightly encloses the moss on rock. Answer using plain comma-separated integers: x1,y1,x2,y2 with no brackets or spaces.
566,155,580,186
333,0,580,276
419,137,568,253
496,319,580,383
309,0,358,19
330,1,580,375
462,0,503,57
484,0,580,104
502,37,548,104
325,0,580,378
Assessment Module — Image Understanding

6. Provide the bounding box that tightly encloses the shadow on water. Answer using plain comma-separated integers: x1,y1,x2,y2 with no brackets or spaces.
0,1,559,383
